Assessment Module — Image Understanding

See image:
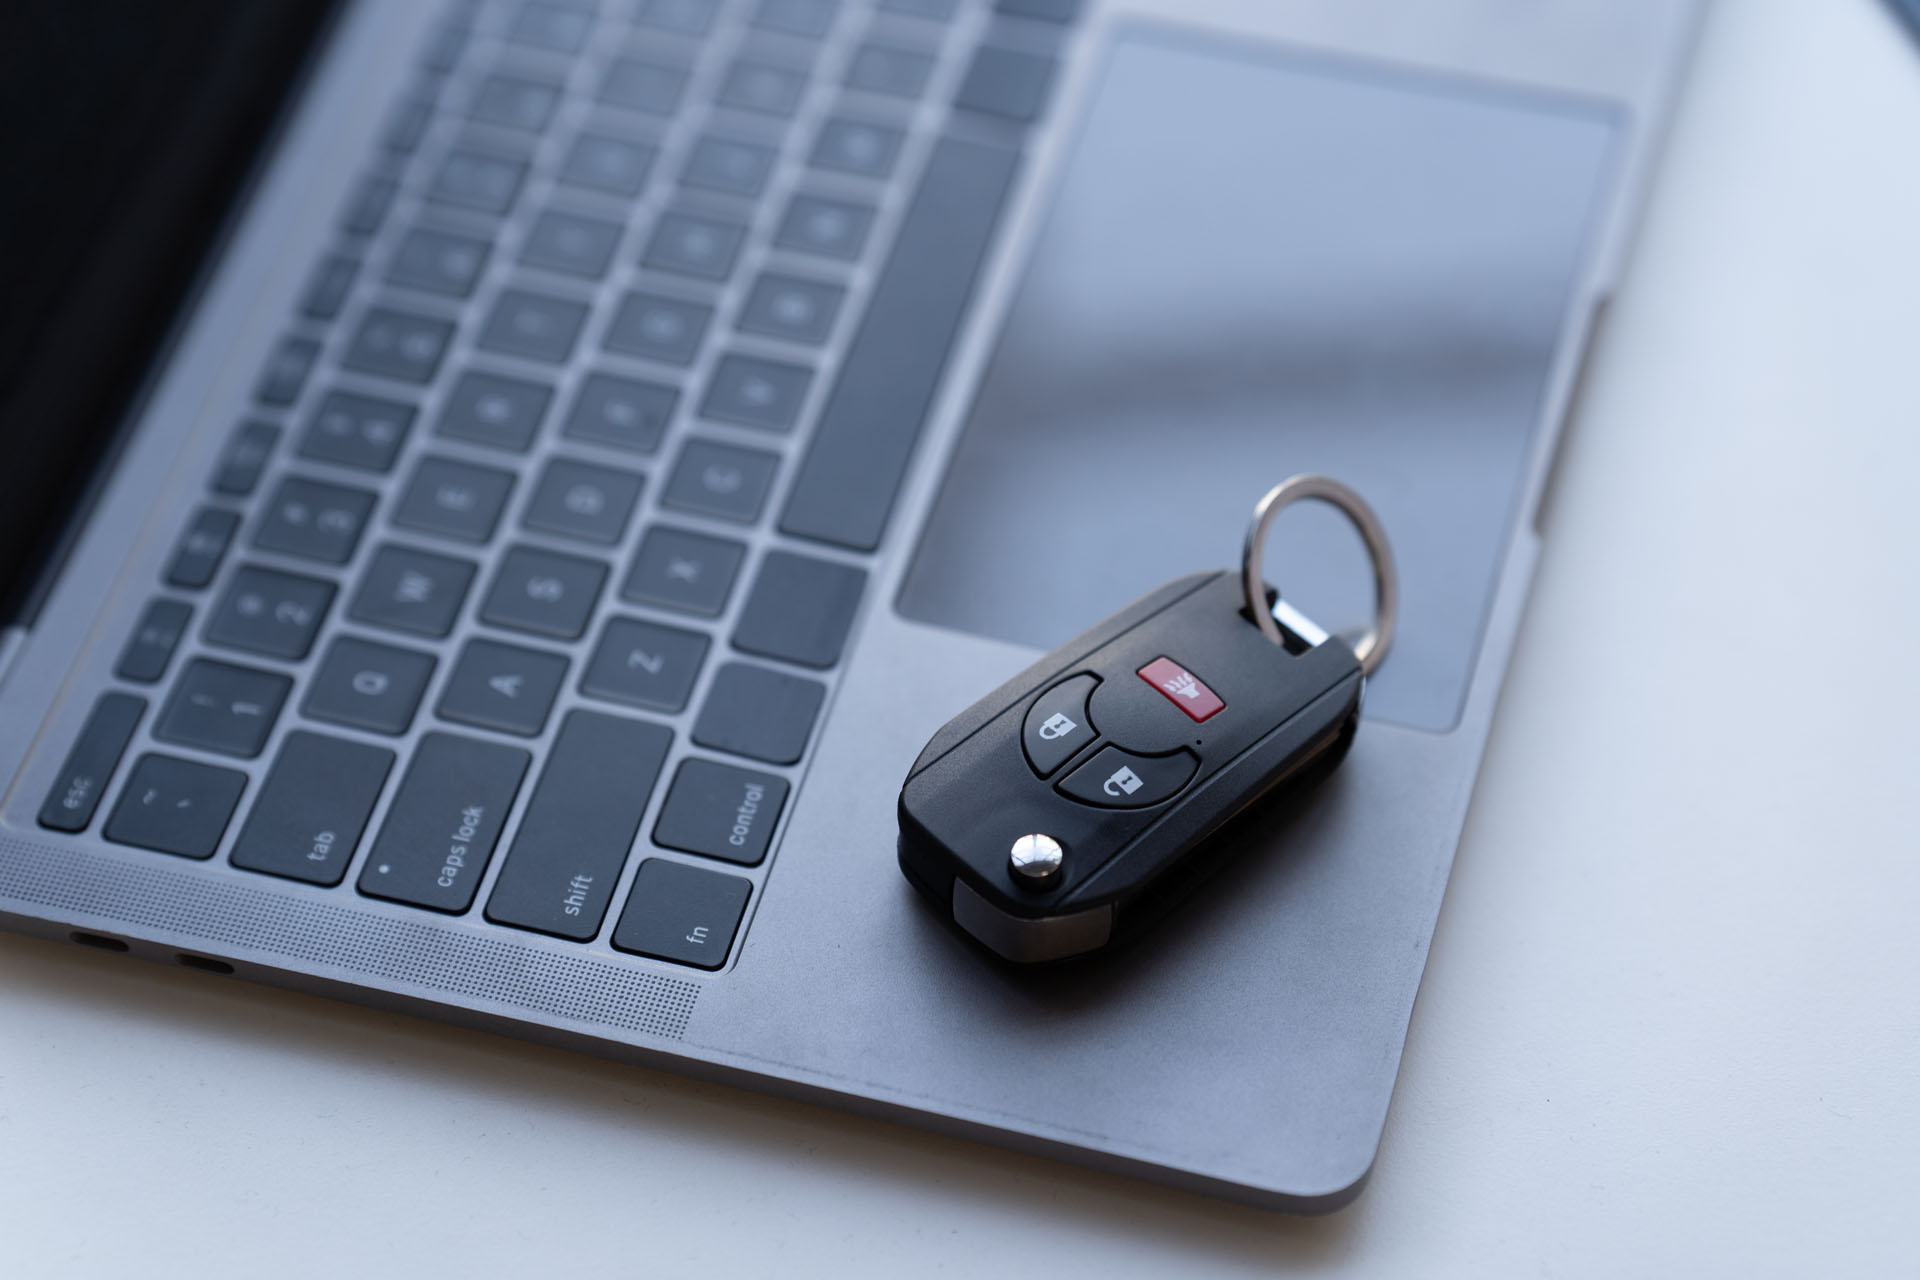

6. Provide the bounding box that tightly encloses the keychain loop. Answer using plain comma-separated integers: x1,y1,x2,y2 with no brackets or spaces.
1241,474,1398,677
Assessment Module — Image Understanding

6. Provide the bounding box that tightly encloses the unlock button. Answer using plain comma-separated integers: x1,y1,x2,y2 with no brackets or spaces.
1059,746,1198,810
1022,674,1099,777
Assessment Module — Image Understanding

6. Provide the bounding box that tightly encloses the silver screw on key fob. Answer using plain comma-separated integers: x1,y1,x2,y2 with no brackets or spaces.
897,475,1397,964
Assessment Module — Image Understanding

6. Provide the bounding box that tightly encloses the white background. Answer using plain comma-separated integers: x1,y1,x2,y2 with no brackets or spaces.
4,0,1917,1274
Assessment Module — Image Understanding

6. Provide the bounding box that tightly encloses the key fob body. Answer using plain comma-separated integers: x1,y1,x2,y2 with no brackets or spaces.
897,570,1362,964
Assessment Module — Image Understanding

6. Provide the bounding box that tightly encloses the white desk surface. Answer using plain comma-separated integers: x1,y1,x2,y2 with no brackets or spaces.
5,1,1917,1274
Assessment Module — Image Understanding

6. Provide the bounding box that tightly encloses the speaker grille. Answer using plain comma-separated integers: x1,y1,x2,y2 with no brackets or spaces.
0,834,699,1039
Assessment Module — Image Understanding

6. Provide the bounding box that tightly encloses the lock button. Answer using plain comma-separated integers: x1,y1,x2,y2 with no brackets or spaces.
1021,674,1099,777
1058,745,1198,810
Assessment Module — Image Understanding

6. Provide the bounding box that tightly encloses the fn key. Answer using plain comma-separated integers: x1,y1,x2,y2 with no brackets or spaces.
612,859,751,969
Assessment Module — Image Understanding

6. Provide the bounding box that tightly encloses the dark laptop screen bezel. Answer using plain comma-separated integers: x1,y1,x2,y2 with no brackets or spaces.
0,0,337,625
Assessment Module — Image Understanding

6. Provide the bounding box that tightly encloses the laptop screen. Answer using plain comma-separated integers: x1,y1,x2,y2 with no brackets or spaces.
0,0,335,625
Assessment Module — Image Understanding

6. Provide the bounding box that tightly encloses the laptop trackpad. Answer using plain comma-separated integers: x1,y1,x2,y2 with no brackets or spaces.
895,34,1616,732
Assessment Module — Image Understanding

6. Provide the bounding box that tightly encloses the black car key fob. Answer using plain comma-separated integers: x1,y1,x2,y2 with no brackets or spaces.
897,476,1396,964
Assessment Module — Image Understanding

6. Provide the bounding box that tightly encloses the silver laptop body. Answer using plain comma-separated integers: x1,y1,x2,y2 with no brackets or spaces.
0,0,1697,1210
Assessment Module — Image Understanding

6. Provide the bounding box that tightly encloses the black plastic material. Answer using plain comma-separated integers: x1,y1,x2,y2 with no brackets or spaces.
898,571,1361,962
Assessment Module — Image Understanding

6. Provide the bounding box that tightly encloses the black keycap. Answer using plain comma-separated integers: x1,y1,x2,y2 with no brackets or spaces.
230,732,394,885
783,136,1018,550
701,352,813,430
635,0,716,34
393,455,516,543
811,117,902,177
559,132,657,197
604,291,711,364
522,209,623,279
481,544,606,639
754,0,836,37
303,635,436,735
436,369,553,453
623,526,744,616
581,617,708,712
774,193,874,261
737,274,844,346
731,550,866,669
880,0,956,18
652,758,788,866
600,56,688,115
210,422,281,497
165,506,240,588
388,226,491,297
104,754,247,859
478,289,588,363
116,599,193,683
301,254,359,320
436,638,568,736
681,135,776,197
717,59,808,115
847,43,933,98
429,148,528,215
156,659,291,759
486,710,673,940
205,565,334,659
359,732,529,912
350,544,477,637
662,439,779,523
38,692,144,833
692,661,824,765
342,173,398,236
524,458,642,544
997,0,1079,20
255,335,320,406
253,475,375,564
384,98,433,153
955,46,1057,123
612,858,751,968
563,373,677,453
472,73,562,132
642,212,745,282
510,1,591,52
342,307,454,384
299,390,415,473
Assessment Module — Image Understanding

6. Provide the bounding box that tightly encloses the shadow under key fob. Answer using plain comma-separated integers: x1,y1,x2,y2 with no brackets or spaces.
897,567,1368,965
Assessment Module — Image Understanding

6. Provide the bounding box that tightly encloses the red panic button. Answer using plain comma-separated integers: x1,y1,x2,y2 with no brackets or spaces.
1137,657,1225,723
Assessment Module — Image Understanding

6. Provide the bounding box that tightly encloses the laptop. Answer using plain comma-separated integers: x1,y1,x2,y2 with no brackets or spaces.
0,0,1699,1210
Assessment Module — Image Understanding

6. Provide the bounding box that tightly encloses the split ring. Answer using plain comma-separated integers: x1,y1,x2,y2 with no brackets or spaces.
1240,474,1398,677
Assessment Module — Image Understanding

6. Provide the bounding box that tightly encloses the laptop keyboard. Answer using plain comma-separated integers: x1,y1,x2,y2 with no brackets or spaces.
34,0,1075,970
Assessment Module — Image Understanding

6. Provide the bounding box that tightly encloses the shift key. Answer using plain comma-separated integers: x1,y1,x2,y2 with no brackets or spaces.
359,732,529,912
486,709,672,940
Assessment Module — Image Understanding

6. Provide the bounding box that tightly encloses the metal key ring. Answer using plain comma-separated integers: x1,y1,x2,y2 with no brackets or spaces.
1241,474,1398,677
